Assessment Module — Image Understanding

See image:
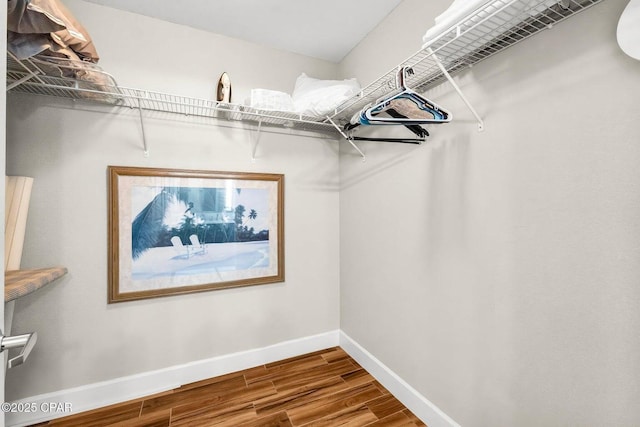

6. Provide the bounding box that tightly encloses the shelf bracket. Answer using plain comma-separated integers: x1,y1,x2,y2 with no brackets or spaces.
136,91,150,157
7,73,39,91
6,52,47,91
426,48,484,131
326,116,365,162
251,120,262,163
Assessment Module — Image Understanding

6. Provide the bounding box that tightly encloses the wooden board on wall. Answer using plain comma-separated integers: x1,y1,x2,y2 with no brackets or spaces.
5,176,33,270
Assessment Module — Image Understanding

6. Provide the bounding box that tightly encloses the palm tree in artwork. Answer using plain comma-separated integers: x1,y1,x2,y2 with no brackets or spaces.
235,204,246,226
248,209,257,222
131,190,172,260
131,187,191,260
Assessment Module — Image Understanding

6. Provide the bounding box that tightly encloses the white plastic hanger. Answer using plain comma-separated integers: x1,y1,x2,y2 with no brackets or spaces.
358,67,452,125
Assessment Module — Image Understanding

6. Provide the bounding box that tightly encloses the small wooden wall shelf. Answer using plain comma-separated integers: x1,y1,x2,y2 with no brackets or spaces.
5,267,67,302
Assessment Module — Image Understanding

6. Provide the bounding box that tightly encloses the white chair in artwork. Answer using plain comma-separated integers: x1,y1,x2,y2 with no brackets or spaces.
189,234,206,255
171,236,190,259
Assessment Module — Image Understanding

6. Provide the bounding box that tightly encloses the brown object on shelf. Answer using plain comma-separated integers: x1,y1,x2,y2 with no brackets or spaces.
216,72,231,103
5,266,68,302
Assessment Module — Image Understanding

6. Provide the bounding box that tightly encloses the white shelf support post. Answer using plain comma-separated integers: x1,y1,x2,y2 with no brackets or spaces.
326,116,365,162
6,73,39,91
136,91,150,157
251,120,263,163
427,48,484,131
6,52,47,91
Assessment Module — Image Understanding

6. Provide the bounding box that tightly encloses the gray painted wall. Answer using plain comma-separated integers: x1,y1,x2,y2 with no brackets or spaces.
340,0,640,426
6,0,340,401
6,0,640,426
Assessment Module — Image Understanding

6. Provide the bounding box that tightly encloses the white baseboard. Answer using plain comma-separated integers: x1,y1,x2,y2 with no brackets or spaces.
7,329,458,427
339,331,460,427
6,330,340,427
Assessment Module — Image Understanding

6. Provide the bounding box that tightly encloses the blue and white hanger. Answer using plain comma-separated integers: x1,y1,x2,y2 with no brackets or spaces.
358,66,452,126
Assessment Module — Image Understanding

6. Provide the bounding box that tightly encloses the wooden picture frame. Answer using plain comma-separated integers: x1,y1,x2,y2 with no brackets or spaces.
108,166,284,303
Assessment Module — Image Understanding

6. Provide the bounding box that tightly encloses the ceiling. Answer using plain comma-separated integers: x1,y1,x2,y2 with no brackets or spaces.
82,0,404,63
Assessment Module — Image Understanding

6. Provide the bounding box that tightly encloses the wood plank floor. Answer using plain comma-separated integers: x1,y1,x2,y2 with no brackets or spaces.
33,347,427,427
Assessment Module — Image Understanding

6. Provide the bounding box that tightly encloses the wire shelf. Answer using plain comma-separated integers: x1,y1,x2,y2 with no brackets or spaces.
123,88,336,133
6,0,602,137
6,55,337,135
326,0,603,127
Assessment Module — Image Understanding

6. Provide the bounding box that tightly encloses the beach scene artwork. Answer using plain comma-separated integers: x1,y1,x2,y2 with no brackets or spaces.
126,185,275,291
108,167,284,301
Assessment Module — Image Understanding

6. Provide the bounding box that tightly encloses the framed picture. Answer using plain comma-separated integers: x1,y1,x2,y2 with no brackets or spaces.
108,166,284,303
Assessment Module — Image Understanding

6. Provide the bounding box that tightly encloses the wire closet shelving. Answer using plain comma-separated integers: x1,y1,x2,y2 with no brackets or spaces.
6,53,336,135
6,0,603,143
326,0,603,131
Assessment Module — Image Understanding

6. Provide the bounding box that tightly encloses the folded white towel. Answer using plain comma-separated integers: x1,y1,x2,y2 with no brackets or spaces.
423,0,559,46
